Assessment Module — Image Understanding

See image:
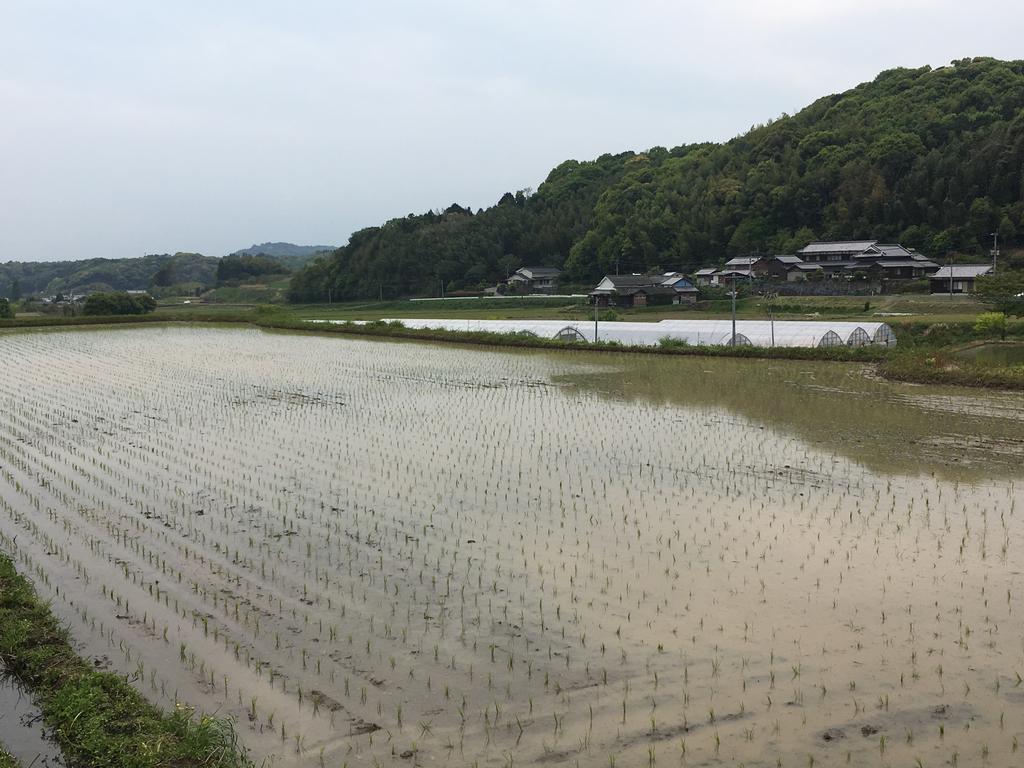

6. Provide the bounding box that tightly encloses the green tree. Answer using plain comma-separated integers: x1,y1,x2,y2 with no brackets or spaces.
152,261,176,287
0,298,13,319
976,270,1024,316
974,311,1007,340
968,198,999,241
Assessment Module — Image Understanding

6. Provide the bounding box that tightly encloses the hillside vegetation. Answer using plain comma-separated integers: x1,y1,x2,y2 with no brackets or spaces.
0,253,216,298
1,245,323,299
230,242,334,270
290,57,1024,301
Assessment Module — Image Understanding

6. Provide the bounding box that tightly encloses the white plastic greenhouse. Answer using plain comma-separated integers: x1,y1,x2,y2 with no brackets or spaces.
318,318,898,348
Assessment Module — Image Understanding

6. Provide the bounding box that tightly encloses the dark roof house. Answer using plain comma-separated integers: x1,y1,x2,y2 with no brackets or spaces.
797,241,881,261
590,274,698,307
507,266,561,292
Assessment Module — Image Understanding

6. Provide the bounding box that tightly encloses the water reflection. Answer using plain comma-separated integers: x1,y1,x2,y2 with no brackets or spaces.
956,342,1024,367
551,352,1024,482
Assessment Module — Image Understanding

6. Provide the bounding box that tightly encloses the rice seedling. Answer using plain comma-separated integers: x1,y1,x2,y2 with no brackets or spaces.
0,326,1019,766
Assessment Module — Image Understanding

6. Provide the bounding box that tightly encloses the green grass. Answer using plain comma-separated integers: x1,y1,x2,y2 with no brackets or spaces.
0,554,251,768
878,350,1024,391
286,293,989,325
199,277,292,304
11,292,990,328
0,747,19,768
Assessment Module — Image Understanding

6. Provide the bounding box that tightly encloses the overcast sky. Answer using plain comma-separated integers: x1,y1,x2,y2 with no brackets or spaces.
2,1,1022,262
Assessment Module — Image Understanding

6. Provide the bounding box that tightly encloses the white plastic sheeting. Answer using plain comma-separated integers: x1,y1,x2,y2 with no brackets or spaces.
316,318,898,348
658,320,897,348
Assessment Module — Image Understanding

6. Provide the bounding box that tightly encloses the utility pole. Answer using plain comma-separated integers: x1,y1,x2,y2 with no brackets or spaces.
991,232,1000,274
948,262,954,297
594,299,599,343
730,276,737,346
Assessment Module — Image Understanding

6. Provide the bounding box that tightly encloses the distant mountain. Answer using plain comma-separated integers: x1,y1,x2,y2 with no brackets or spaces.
289,56,1024,302
231,242,334,258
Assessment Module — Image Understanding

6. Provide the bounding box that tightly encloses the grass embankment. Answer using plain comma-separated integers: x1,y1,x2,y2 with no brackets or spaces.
877,321,1024,390
261,316,892,362
285,293,988,324
0,308,886,361
878,351,1024,390
4,303,1022,389
0,554,250,768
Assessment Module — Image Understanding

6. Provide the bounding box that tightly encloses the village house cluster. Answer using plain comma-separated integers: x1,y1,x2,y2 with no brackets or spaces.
693,240,938,284
504,240,995,308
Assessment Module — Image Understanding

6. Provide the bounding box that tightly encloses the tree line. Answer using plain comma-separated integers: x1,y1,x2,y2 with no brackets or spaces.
82,292,157,316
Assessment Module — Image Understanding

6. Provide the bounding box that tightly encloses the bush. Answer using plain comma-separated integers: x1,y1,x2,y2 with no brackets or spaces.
0,298,12,319
658,336,689,349
82,291,157,316
894,278,930,294
974,311,1008,340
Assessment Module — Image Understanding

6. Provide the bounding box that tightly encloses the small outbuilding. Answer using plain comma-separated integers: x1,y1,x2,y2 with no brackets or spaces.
692,268,719,286
752,255,804,280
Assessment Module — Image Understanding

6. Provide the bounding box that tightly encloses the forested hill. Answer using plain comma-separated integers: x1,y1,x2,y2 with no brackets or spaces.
0,253,218,298
0,246,325,298
289,57,1024,302
230,242,335,269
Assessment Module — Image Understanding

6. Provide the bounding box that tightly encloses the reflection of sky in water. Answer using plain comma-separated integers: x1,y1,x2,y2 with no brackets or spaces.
0,676,64,766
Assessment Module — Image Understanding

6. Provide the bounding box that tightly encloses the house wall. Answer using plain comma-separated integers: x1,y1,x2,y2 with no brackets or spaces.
754,263,790,280
930,278,975,294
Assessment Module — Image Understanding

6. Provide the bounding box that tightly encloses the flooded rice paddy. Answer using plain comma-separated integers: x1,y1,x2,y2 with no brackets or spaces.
1,325,1024,767
957,343,1024,368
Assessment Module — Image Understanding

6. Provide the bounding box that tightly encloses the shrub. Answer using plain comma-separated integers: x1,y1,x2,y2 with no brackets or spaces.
658,336,689,349
0,298,12,319
974,311,1008,340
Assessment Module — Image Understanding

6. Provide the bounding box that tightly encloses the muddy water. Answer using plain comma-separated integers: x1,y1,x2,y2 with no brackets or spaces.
0,674,64,766
957,342,1024,368
1,325,1023,767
